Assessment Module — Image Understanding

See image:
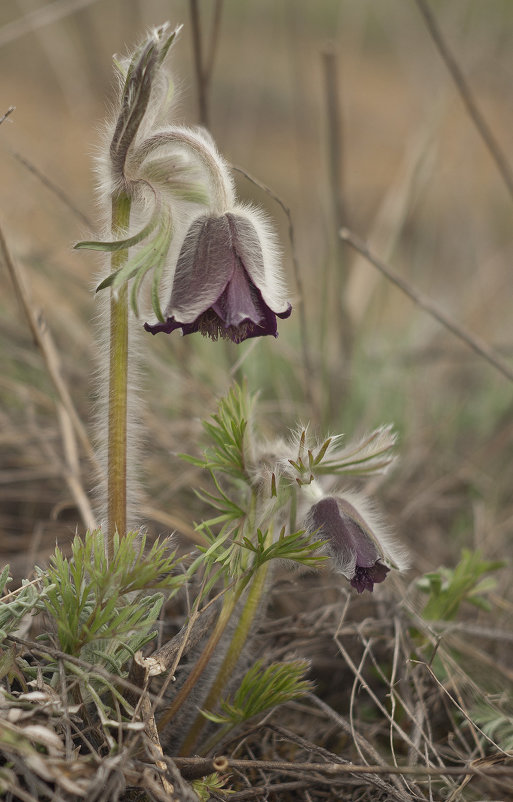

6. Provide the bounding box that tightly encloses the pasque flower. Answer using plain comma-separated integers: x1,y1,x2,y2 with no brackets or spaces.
305,493,407,593
144,208,291,344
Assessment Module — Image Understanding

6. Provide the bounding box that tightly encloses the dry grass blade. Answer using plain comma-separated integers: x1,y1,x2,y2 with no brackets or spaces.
0,0,102,48
307,693,414,801
128,654,176,799
12,151,93,229
340,227,513,383
415,0,513,202
345,121,437,324
173,754,513,780
0,222,99,469
0,106,15,125
188,0,224,127
0,222,98,529
232,164,317,416
414,659,509,757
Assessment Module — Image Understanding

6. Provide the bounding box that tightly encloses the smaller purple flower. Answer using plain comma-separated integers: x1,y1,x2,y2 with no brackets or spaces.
305,495,398,593
144,210,291,344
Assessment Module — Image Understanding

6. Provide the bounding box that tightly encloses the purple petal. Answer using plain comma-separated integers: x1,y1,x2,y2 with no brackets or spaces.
144,295,281,343
226,213,266,287
212,259,261,327
166,215,235,322
277,304,292,320
144,212,292,343
335,498,379,568
350,562,390,593
309,497,379,571
144,317,194,335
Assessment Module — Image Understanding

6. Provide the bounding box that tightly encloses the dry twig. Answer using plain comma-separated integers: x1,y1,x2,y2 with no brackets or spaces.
188,0,224,127
0,0,101,48
415,0,513,202
173,754,513,781
11,151,93,229
340,228,513,383
0,106,15,126
233,164,317,416
0,222,98,528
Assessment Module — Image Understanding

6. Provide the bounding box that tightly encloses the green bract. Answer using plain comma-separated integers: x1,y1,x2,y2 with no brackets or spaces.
41,530,185,663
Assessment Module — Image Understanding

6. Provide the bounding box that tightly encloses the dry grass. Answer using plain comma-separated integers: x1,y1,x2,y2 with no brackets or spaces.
1,1,513,799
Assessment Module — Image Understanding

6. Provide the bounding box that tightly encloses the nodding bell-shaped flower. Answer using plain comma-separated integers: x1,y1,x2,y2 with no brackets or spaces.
77,25,291,342
144,208,291,344
305,494,407,593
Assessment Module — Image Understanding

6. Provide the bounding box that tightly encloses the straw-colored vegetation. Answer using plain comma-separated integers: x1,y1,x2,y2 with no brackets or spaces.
1,2,513,800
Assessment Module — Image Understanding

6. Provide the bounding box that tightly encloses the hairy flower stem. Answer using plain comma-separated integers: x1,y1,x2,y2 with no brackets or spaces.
107,192,131,553
157,585,242,734
181,560,271,756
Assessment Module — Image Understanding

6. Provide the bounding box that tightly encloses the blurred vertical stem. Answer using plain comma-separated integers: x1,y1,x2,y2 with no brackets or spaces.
189,0,224,127
321,49,352,424
107,191,131,552
181,557,271,755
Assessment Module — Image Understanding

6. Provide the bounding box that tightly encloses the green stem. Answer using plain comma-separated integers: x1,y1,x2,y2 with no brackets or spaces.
107,192,131,553
157,584,242,735
181,559,270,755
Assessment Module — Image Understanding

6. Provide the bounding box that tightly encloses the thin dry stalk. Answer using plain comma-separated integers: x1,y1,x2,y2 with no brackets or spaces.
356,621,442,797
340,227,513,384
56,403,96,528
335,624,438,768
308,693,413,801
0,223,97,464
0,222,98,529
321,50,346,232
189,0,224,127
320,48,353,412
414,658,508,756
232,164,317,417
0,0,101,48
173,754,513,780
12,151,92,228
0,106,15,125
345,122,437,323
29,401,96,531
415,0,513,202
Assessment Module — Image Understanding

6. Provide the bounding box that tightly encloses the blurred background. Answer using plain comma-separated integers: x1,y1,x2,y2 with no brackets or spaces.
1,0,512,597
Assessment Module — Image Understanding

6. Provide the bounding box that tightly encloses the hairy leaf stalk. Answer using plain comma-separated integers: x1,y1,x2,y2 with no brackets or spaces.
107,192,131,550
157,585,243,734
182,557,271,755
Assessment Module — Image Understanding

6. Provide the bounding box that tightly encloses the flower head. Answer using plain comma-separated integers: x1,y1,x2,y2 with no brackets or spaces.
77,25,290,343
144,209,291,344
304,493,407,593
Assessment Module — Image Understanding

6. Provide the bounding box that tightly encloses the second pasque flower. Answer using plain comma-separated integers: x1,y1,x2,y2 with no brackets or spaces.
305,493,408,593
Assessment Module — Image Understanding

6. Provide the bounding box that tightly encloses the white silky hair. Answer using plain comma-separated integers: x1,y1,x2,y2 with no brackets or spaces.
226,202,289,313
88,28,183,529
331,489,410,573
295,475,409,575
97,56,288,328
134,124,236,215
276,424,398,493
90,279,146,533
95,24,184,199
87,23,292,528
154,201,289,324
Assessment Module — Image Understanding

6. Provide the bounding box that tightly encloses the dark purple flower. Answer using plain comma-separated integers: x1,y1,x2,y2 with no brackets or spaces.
305,495,391,593
144,211,291,344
